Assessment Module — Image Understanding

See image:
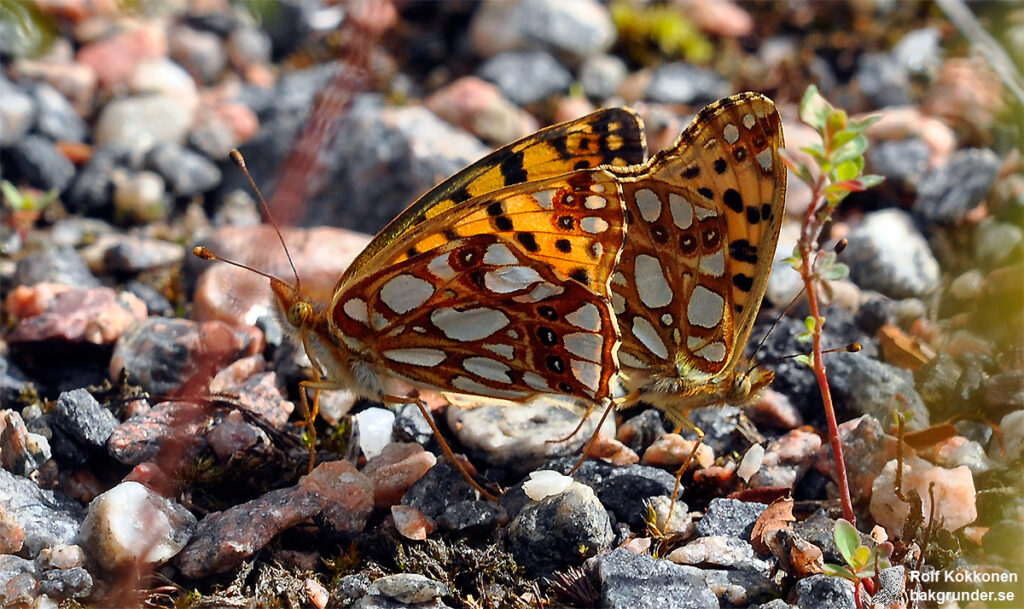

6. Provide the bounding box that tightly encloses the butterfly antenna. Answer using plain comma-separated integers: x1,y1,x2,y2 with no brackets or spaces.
229,149,302,290
745,238,849,375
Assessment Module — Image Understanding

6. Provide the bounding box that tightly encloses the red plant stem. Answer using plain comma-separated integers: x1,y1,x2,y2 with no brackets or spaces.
799,174,857,524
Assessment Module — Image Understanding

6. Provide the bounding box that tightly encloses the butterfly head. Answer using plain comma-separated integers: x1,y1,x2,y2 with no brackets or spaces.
270,277,315,331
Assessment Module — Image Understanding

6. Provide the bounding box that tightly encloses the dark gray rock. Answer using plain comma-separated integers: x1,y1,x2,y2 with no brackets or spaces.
478,50,573,105
646,63,731,105
695,498,767,541
915,149,1000,226
53,388,118,449
101,235,186,273
401,462,478,520
5,134,75,192
124,280,174,317
702,567,780,606
508,481,613,577
30,82,87,143
587,548,718,609
580,54,627,100
687,405,746,455
64,144,135,215
826,352,930,430
12,246,100,288
469,0,615,63
0,468,85,557
146,142,222,196
595,463,677,529
865,138,930,194
436,500,502,534
855,52,912,108
854,293,896,334
792,573,856,609
333,573,372,605
841,209,939,298
38,566,93,599
618,408,666,453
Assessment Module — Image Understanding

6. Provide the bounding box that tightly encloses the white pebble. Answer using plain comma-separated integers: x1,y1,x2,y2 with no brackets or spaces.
355,407,395,459
737,444,765,482
523,470,574,501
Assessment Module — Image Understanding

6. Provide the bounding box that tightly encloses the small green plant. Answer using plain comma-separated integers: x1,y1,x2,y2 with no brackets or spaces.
611,2,712,63
781,85,884,524
824,518,894,609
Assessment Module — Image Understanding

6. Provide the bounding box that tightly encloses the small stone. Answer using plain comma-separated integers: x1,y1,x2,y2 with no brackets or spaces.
401,462,478,520
0,77,36,146
998,410,1024,461
827,352,930,430
695,498,767,541
1,409,51,477
37,544,85,570
747,389,803,431
469,0,615,61
930,435,993,475
523,470,574,501
208,357,294,427
641,433,715,470
145,142,222,196
6,135,75,192
645,494,694,536
855,52,912,108
841,209,940,298
30,82,87,143
816,415,901,502
870,456,977,537
391,401,433,445
792,573,855,609
646,63,731,105
616,409,665,454
37,566,92,599
174,486,323,578
0,501,26,554
355,407,396,460
168,25,227,84
974,219,1024,267
299,459,374,532
0,554,39,606
436,500,502,534
508,481,613,576
702,568,779,606
109,317,263,396
915,149,1001,226
362,443,436,508
107,401,210,466
8,287,147,346
447,396,607,474
226,24,272,70
74,23,167,89
62,144,131,216
52,388,118,449
477,50,572,106
112,170,169,223
391,505,434,540
0,357,33,408
424,76,538,145
894,27,942,76
587,548,718,609
748,429,821,489
79,481,197,570
591,463,677,530
668,535,770,572
865,138,930,193
371,573,448,604
206,410,266,460
580,54,628,100
122,280,174,317
5,283,71,319
94,95,193,155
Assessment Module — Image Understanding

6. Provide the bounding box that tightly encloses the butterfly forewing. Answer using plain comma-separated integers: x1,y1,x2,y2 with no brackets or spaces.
611,93,786,379
347,108,646,276
331,234,619,401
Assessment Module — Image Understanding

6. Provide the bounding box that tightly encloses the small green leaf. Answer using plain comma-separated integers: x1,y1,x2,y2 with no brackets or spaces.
804,315,817,333
799,85,830,132
829,134,868,166
852,545,871,569
833,519,860,566
835,159,860,182
780,149,814,185
800,143,826,162
825,109,848,141
794,353,813,366
858,174,885,189
823,563,857,580
822,261,849,281
847,113,883,133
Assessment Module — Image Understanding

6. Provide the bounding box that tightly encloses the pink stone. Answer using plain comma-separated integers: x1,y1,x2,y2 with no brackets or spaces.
425,76,538,144
362,443,437,508
686,0,753,37
749,429,821,489
391,505,435,540
0,502,26,554
190,225,370,326
299,460,374,532
747,389,803,431
8,287,146,345
870,456,977,538
641,433,715,470
4,282,71,318
75,22,167,89
816,415,907,502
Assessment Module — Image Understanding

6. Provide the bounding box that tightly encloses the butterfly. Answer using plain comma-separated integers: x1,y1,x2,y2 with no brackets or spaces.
197,109,647,490
604,93,786,503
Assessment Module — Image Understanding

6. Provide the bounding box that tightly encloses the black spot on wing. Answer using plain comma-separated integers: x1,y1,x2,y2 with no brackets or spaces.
723,189,743,213
729,240,758,263
734,273,754,292
516,232,540,252
499,151,528,185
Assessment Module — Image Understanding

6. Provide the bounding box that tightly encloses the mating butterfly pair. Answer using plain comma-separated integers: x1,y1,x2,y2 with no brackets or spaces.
208,93,786,471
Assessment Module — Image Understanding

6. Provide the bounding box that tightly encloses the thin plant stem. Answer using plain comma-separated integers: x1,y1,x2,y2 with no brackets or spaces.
799,172,857,525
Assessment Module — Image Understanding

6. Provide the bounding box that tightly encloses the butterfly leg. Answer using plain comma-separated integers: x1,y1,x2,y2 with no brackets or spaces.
298,378,344,472
568,394,630,474
668,416,705,524
385,393,499,504
545,401,595,445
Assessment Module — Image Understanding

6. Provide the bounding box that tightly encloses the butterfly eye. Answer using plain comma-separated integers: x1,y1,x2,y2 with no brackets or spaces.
288,302,313,328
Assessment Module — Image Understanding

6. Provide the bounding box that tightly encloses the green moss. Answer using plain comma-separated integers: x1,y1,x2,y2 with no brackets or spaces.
611,2,713,64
